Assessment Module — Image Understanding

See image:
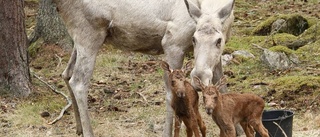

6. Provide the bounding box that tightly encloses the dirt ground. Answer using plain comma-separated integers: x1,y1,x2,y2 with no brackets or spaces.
1,0,320,137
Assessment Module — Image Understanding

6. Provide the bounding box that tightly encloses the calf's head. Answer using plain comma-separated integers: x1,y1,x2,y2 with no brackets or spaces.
161,61,192,98
194,76,227,115
184,0,234,87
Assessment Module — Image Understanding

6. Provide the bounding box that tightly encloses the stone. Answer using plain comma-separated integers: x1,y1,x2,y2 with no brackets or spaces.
222,54,233,66
260,49,299,70
232,50,255,58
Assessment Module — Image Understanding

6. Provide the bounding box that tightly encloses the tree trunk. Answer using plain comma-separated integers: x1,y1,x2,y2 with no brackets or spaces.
0,0,31,97
30,0,72,51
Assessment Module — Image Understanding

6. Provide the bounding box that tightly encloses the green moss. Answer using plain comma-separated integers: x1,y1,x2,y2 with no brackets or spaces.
272,76,320,94
251,16,278,36
269,45,295,55
296,40,320,63
252,14,309,36
305,16,319,27
273,33,297,42
28,39,43,58
233,54,252,63
256,33,298,49
299,22,320,41
272,33,297,47
223,46,236,54
226,36,265,52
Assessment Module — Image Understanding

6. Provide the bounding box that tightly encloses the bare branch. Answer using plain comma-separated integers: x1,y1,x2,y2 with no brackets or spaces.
31,71,72,124
54,54,62,69
135,91,147,103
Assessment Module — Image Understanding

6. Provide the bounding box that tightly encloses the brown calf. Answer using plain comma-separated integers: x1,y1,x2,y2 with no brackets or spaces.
161,61,206,137
194,76,269,137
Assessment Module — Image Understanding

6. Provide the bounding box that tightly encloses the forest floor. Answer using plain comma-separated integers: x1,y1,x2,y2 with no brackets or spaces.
1,0,320,137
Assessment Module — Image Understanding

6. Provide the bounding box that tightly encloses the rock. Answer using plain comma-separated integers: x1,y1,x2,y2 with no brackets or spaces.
222,54,233,66
271,19,287,33
252,14,309,36
260,49,299,70
40,111,50,117
232,50,255,58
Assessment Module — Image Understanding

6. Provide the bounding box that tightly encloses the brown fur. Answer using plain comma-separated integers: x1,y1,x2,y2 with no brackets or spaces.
194,76,269,137
161,61,206,137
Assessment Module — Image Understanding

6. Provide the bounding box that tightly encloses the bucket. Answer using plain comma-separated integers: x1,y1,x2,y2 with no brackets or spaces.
255,110,294,137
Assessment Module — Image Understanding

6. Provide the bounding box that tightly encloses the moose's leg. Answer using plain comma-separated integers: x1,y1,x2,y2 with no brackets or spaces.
62,48,84,135
161,22,189,137
212,59,227,93
64,24,106,136
162,55,184,137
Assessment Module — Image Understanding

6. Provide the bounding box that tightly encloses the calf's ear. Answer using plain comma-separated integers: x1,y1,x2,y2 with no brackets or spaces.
193,76,205,91
184,0,202,22
160,61,172,73
216,75,227,91
183,61,193,74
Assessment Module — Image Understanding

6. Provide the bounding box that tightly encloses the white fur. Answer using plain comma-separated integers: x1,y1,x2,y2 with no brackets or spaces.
53,0,234,136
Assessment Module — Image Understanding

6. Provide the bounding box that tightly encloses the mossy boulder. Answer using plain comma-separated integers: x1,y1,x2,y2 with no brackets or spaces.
296,39,320,64
285,22,319,50
298,22,320,41
269,45,295,55
272,76,320,96
252,14,309,36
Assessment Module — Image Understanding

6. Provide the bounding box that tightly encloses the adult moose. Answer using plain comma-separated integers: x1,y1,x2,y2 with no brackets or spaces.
52,0,234,136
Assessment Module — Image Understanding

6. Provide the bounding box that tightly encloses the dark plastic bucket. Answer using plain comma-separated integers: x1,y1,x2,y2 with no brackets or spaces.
255,110,294,137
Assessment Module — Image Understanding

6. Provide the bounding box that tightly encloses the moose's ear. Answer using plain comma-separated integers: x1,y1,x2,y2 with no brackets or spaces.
160,61,172,73
184,0,202,22
218,0,234,23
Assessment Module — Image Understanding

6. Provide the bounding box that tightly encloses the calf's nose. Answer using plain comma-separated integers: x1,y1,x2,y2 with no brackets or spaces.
205,108,213,115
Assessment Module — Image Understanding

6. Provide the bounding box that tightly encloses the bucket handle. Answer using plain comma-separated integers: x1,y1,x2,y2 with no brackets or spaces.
272,121,288,137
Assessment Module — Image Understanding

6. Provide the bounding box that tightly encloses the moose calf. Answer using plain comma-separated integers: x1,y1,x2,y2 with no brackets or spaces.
161,61,206,137
194,76,269,137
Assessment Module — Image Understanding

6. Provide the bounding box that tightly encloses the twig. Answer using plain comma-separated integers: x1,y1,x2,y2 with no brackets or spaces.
135,92,148,103
309,93,320,106
252,43,265,51
31,71,72,124
273,121,288,137
54,54,62,69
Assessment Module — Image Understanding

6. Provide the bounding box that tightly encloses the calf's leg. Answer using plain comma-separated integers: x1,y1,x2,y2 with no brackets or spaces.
250,120,269,137
240,121,254,137
174,116,181,137
195,107,206,137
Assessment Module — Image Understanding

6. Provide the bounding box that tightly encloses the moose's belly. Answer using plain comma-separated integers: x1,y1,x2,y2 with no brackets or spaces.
105,26,165,55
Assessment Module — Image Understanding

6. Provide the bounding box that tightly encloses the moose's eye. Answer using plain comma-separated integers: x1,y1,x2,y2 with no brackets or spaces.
214,96,218,100
216,38,222,48
172,81,175,85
